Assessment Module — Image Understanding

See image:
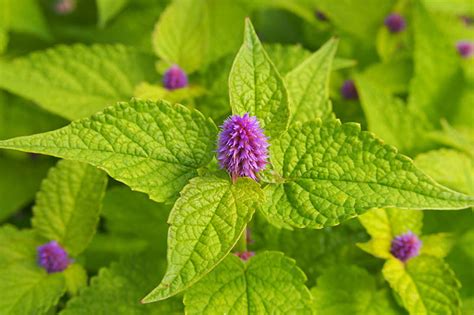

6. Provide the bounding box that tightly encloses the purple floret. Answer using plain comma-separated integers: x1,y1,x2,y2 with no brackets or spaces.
163,65,188,90
54,0,76,15
217,114,269,182
456,40,474,58
340,80,358,100
37,241,71,273
390,231,422,263
385,13,406,33
234,251,255,261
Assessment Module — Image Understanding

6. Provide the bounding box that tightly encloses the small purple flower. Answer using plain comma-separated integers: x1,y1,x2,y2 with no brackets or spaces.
162,65,188,90
234,251,255,261
390,231,422,262
315,10,328,22
37,241,71,273
340,80,358,100
54,0,76,15
384,13,406,33
217,114,269,182
460,15,473,26
456,40,474,58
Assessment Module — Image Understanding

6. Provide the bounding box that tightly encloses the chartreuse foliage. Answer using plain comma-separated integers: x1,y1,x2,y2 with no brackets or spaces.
32,160,108,256
0,18,473,313
184,252,311,314
0,45,159,120
184,252,312,314
311,265,403,315
152,0,247,73
142,177,263,302
0,99,217,203
359,208,462,314
0,160,107,314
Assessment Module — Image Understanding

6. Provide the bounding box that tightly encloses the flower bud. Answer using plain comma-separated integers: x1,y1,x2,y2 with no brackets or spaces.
37,241,71,273
384,13,406,33
162,65,188,90
390,231,422,262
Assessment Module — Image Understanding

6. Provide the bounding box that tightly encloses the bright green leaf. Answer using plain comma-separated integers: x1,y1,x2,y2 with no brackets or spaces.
96,0,129,28
358,208,423,259
420,233,455,258
0,226,66,314
32,160,108,256
261,120,473,229
0,0,51,40
0,99,217,203
355,74,434,155
408,1,464,124
152,0,246,73
64,264,88,296
229,19,290,138
428,121,474,158
0,44,159,120
264,44,311,76
184,252,312,314
101,186,171,256
415,149,474,195
383,255,461,315
311,265,403,315
142,176,264,302
286,38,338,123
61,254,183,314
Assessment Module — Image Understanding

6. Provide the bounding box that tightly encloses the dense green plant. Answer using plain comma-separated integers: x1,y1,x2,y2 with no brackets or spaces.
0,0,473,314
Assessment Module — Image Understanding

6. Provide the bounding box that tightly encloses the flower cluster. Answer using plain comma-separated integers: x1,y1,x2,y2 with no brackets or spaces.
234,251,255,261
340,80,358,100
37,241,71,273
163,65,188,90
384,13,406,33
217,114,269,182
390,231,422,262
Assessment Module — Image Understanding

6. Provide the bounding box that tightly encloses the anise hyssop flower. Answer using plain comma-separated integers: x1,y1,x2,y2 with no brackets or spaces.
217,113,269,182
390,231,422,262
37,241,71,273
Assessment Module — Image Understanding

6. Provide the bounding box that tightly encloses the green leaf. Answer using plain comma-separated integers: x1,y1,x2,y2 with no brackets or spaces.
229,19,290,138
153,0,246,73
285,38,338,123
311,265,403,315
64,264,88,296
61,254,183,315
0,44,159,120
358,208,423,259
184,252,312,314
408,1,464,124
355,74,434,155
101,186,171,255
383,256,461,315
362,59,413,95
261,120,473,229
142,176,264,302
316,0,394,40
96,0,129,28
420,233,455,258
0,226,66,314
251,213,369,288
415,149,474,195
428,121,474,158
0,0,51,40
0,99,217,202
0,155,53,222
264,44,311,76
32,160,108,256
0,92,66,140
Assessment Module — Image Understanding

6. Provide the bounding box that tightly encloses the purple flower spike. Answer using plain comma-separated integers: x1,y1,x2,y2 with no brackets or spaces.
54,0,76,15
390,231,422,263
456,40,474,58
163,65,188,90
234,251,255,261
217,114,269,182
340,80,358,100
37,241,71,273
385,13,406,33
460,15,473,26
